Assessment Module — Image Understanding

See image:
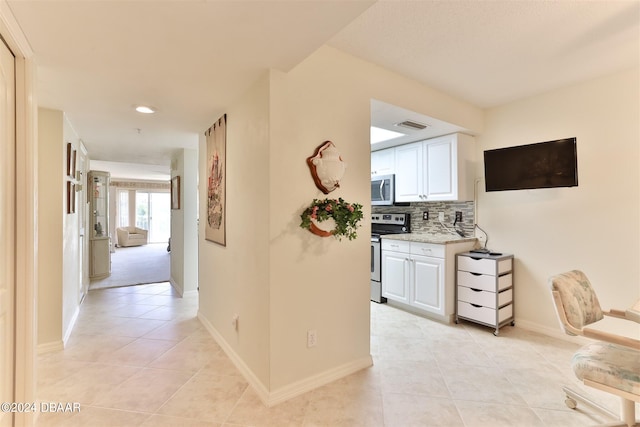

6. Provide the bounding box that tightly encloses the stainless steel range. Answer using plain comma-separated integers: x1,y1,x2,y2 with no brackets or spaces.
370,213,410,303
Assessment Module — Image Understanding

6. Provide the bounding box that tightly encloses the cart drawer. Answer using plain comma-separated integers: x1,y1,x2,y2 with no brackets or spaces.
458,256,512,275
457,287,513,309
457,271,512,292
457,301,513,326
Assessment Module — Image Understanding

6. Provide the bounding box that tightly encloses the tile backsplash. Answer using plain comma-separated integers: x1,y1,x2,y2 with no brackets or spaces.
373,201,475,237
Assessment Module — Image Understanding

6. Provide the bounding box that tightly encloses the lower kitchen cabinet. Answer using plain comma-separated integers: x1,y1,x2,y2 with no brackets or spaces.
455,251,514,335
382,238,475,322
411,254,444,313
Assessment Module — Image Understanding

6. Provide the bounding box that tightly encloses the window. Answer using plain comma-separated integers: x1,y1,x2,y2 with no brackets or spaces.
118,190,129,227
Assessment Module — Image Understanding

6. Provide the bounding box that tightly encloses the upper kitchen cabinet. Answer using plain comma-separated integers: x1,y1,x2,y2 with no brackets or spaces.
371,147,395,176
394,133,475,202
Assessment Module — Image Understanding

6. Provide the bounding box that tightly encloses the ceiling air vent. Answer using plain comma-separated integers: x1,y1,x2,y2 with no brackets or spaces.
394,120,429,131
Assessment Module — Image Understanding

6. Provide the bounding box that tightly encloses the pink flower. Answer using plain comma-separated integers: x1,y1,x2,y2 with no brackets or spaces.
325,204,332,212
347,204,354,212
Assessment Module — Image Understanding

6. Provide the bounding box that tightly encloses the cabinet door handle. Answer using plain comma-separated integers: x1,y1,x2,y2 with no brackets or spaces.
470,288,482,292
470,257,483,261
470,272,482,276
471,303,482,308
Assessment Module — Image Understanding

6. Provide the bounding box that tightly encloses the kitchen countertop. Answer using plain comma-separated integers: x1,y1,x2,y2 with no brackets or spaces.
382,233,478,244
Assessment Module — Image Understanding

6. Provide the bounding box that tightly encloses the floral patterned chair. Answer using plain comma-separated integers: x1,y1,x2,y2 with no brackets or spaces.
549,270,640,427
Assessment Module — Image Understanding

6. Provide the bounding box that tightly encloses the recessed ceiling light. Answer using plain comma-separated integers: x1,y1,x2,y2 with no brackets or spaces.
135,105,156,114
370,126,405,144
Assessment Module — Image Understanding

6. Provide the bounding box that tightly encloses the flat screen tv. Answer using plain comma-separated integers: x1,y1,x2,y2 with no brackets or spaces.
484,137,578,192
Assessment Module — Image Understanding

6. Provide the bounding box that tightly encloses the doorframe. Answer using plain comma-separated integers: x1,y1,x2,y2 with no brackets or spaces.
0,4,37,427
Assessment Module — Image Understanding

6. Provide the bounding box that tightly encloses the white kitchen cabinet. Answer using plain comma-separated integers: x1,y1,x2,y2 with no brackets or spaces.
394,133,475,202
382,239,474,322
371,148,395,176
393,142,423,201
455,252,514,335
381,247,411,304
411,253,444,314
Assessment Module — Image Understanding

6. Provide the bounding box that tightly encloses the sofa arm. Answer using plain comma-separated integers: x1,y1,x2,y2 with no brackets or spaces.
135,228,148,238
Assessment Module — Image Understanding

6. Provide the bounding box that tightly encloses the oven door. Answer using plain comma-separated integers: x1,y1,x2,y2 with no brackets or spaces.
371,239,381,282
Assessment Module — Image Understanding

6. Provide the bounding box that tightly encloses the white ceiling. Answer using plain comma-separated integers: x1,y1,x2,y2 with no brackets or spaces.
7,0,639,179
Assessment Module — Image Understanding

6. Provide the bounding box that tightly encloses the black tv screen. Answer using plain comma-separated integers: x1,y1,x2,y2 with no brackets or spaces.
484,137,578,192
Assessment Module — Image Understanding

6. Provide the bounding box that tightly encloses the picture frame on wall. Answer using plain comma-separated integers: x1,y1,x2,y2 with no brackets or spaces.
67,181,75,214
205,114,226,246
66,142,73,177
171,176,181,210
71,148,77,180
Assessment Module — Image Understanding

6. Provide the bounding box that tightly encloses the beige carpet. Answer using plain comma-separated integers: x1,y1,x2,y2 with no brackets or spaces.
89,242,170,290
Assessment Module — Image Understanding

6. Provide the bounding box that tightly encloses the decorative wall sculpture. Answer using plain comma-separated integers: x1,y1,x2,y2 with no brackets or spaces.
306,141,346,194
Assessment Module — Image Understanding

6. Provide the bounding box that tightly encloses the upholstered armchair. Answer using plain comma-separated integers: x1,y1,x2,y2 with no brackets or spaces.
116,226,148,247
549,270,639,427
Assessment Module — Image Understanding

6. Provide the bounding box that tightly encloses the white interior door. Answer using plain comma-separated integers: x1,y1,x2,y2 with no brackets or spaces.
0,37,16,427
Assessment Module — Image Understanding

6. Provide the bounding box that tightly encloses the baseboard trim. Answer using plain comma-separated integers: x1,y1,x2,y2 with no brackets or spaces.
62,305,81,347
197,312,271,403
169,278,183,296
37,340,63,355
515,318,592,346
267,355,373,407
197,311,373,407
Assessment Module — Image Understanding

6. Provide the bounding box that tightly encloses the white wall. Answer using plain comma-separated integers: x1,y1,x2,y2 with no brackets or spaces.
477,67,640,338
199,73,272,388
61,115,82,341
37,108,63,348
37,108,83,350
170,148,198,295
198,46,484,403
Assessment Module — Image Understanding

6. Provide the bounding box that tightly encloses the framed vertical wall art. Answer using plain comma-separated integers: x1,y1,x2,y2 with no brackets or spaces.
66,181,76,214
171,176,181,209
66,142,73,177
205,114,226,246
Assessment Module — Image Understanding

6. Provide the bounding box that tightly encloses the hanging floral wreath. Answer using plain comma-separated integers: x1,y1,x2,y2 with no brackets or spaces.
300,197,364,241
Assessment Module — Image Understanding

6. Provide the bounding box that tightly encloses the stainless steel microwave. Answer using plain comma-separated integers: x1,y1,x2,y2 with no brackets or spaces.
371,174,394,205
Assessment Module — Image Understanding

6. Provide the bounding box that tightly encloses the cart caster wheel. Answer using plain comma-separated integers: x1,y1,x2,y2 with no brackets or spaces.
493,331,499,336
511,321,515,326
455,319,459,324
565,397,577,409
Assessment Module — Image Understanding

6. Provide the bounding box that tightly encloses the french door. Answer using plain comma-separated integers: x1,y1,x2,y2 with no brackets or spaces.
135,191,170,243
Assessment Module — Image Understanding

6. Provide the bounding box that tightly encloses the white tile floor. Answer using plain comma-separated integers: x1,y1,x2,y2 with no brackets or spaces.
35,282,632,426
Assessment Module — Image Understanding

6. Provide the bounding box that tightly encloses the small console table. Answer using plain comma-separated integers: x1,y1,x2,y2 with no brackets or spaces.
455,251,514,335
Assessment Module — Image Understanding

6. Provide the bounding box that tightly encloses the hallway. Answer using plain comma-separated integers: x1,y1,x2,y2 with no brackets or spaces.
36,283,621,427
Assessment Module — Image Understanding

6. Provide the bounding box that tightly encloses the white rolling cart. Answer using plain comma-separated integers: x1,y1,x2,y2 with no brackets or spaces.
455,251,514,335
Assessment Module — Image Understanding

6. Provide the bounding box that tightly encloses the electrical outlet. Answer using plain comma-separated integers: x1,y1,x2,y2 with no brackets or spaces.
307,329,317,348
438,212,445,221
422,211,429,220
455,211,462,222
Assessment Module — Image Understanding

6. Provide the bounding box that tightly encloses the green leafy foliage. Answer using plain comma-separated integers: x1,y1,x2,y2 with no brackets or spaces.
300,197,364,241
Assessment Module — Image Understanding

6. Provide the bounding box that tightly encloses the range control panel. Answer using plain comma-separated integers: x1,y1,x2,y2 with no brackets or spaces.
371,213,409,226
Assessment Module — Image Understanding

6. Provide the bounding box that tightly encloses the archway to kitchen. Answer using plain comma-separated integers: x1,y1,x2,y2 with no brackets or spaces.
368,98,478,335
